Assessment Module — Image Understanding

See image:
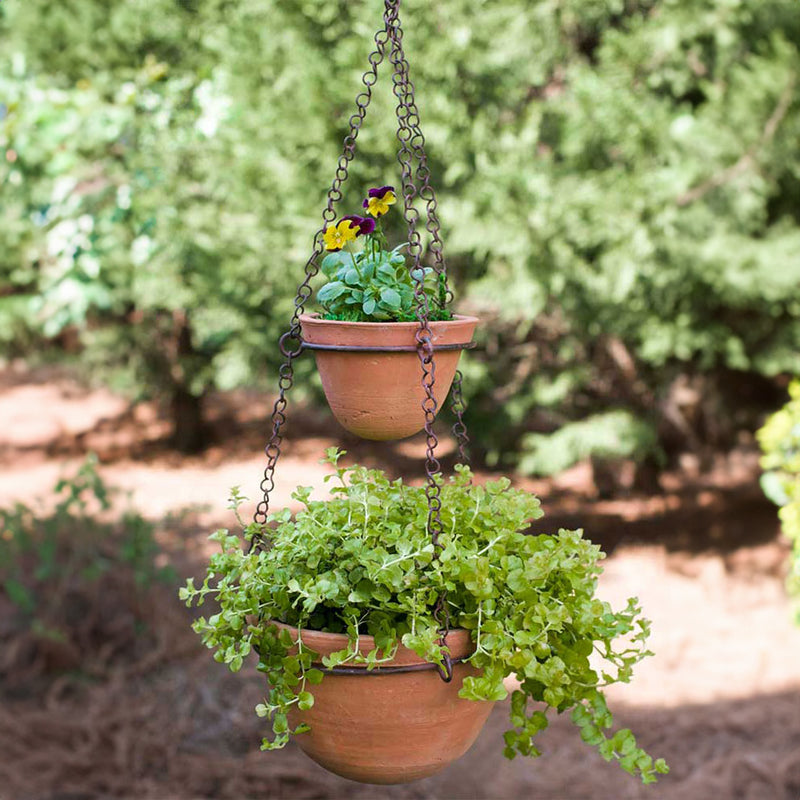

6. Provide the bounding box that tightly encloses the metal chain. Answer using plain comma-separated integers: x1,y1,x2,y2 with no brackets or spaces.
386,0,453,681
386,5,442,548
386,25,453,309
251,14,392,540
450,369,470,463
252,0,465,683
386,11,468,462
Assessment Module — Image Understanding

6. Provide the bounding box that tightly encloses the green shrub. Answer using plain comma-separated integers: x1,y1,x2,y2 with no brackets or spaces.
758,380,800,617
2,0,799,469
0,456,174,679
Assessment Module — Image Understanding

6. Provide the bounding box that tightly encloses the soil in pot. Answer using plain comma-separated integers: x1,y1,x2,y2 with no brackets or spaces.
272,622,494,784
299,314,479,441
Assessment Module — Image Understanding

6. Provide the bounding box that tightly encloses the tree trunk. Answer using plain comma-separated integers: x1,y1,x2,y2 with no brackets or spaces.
170,385,207,454
168,311,208,454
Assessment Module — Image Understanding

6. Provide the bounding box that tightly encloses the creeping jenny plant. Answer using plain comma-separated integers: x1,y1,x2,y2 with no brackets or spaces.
181,449,668,784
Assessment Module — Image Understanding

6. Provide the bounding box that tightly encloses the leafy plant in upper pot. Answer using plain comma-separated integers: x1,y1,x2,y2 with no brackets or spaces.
300,184,479,441
182,449,669,785
317,185,449,323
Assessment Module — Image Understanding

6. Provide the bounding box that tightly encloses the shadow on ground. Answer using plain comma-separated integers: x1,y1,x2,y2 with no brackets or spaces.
0,369,783,561
2,616,798,800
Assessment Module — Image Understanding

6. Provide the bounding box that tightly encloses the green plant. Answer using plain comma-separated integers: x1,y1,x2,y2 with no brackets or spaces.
318,243,447,322
317,186,449,322
4,0,800,465
0,455,174,676
518,409,659,477
758,379,800,614
182,448,668,783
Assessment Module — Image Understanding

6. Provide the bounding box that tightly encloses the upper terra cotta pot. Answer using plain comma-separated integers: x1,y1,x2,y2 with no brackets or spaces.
269,621,494,785
299,313,479,441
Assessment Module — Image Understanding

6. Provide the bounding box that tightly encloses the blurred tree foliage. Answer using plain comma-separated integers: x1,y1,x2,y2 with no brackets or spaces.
1,0,799,466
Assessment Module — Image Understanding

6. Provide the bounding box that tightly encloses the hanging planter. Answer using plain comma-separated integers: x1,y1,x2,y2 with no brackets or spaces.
183,453,669,785
270,622,493,784
300,313,478,440
182,0,668,788
294,180,478,441
296,181,478,440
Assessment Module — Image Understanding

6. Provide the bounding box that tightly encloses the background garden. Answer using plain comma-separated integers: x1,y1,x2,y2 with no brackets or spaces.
2,0,800,797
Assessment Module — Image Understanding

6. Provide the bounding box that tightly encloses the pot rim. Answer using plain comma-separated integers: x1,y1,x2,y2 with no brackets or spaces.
299,312,480,328
268,620,476,667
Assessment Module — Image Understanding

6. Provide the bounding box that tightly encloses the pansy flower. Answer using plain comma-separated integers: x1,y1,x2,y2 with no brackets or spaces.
323,219,358,251
363,185,397,217
342,214,376,237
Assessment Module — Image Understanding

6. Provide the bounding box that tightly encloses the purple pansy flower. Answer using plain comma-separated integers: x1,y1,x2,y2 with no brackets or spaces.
368,185,395,199
362,185,397,217
342,214,376,236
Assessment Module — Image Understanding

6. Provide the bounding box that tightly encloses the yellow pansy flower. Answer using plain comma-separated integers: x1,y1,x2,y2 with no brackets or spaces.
363,186,397,217
323,219,358,251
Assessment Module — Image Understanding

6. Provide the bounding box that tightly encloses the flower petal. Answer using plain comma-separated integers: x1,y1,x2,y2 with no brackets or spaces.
368,185,395,199
358,216,376,235
342,214,376,236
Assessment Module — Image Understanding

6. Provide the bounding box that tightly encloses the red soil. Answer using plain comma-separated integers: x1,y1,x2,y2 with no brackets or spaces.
1,365,798,799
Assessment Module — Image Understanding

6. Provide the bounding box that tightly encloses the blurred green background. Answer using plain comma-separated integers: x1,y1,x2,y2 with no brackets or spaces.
3,5,800,797
2,0,799,475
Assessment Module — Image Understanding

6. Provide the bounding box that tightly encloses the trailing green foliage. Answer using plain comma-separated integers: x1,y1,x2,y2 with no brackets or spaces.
2,0,799,468
758,380,800,617
182,449,667,782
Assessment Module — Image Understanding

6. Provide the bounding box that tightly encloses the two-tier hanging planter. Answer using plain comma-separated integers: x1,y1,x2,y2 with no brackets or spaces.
182,0,667,789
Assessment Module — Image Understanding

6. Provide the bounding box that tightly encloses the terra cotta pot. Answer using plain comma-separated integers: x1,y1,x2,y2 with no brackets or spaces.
299,313,479,441
271,621,493,784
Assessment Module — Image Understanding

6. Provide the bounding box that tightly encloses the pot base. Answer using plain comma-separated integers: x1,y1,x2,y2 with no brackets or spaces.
274,623,494,784
291,667,494,784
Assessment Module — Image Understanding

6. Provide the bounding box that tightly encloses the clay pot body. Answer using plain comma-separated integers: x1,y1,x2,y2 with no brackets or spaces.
299,314,479,441
272,622,494,784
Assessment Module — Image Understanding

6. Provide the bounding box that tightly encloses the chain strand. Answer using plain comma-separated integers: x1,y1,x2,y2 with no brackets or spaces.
386,11,467,461
386,5,443,551
252,0,465,682
251,14,392,539
450,369,470,463
386,0,453,681
387,28,453,309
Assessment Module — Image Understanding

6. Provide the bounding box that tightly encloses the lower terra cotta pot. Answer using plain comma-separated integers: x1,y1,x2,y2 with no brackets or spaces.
270,621,494,785
299,313,479,441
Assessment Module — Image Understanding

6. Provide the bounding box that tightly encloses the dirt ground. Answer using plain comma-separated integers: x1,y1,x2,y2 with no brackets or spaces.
1,364,800,800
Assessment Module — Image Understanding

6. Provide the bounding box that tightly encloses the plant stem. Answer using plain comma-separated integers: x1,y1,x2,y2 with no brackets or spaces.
348,250,363,281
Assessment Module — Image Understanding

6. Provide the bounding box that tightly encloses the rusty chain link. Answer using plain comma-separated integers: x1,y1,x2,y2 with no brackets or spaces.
386,0,454,681
450,369,470,464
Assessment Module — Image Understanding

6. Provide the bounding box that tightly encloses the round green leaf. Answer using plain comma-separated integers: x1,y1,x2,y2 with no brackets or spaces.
317,281,346,303
380,287,402,309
